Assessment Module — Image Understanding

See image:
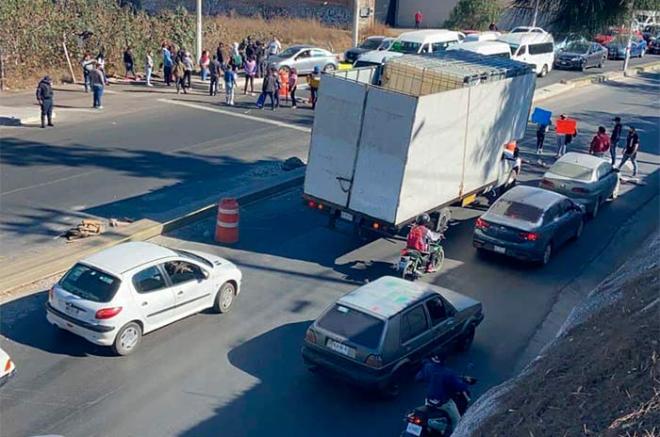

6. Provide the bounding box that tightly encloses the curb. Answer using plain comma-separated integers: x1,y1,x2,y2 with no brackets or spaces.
0,169,305,298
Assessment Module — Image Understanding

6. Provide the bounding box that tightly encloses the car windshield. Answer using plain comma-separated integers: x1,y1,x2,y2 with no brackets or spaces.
549,162,594,181
565,42,590,53
511,28,527,33
59,263,120,303
278,47,301,58
490,200,544,223
317,304,385,349
360,38,382,50
390,40,422,54
174,249,213,268
507,43,520,55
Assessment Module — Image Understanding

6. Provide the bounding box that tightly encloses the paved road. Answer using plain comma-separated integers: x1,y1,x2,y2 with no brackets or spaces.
0,74,658,437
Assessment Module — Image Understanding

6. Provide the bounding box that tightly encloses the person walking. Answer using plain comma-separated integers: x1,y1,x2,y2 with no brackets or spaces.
617,126,640,177
261,68,277,110
96,51,108,85
36,76,54,128
274,68,281,108
307,65,321,110
224,65,237,105
230,43,242,69
199,49,210,81
243,56,257,95
216,42,227,67
289,67,298,109
610,116,623,165
589,126,611,158
145,50,154,87
123,47,136,79
174,55,187,94
209,55,221,96
414,10,423,29
267,35,281,60
183,51,194,89
536,121,549,154
89,64,105,109
81,53,94,93
255,41,266,78
162,43,173,86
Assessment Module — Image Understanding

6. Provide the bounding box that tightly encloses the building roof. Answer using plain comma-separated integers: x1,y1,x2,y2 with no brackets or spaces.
82,242,177,275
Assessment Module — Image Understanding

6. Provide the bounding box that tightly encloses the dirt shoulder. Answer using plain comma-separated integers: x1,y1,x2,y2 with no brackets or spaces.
457,234,660,436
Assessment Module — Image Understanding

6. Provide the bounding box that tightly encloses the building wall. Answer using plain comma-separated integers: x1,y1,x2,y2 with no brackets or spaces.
395,0,460,28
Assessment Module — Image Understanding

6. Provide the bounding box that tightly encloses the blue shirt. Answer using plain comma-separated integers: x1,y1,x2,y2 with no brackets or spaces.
415,362,468,404
163,48,173,67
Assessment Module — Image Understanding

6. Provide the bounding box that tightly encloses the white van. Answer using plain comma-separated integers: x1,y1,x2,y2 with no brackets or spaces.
388,30,465,55
447,41,511,58
497,32,555,77
464,31,502,42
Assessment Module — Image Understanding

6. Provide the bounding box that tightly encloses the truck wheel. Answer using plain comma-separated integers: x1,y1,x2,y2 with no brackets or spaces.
538,64,548,77
589,197,601,219
456,325,475,352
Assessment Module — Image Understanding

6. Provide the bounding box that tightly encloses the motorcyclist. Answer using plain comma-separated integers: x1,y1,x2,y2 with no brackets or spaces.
415,354,469,433
406,214,442,272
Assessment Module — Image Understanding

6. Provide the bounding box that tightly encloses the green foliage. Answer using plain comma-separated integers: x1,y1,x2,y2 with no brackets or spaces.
444,0,503,30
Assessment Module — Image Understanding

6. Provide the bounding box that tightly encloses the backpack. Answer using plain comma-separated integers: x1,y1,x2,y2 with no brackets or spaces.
407,225,426,251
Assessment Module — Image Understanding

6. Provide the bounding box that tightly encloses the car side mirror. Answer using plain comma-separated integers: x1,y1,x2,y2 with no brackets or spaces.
197,269,210,280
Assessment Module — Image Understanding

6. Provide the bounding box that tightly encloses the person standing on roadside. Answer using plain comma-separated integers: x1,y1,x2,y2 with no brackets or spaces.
261,68,277,110
96,51,108,85
81,53,94,93
123,47,136,79
610,116,623,165
183,51,194,88
414,10,423,29
589,126,611,158
174,55,187,94
617,126,640,177
307,65,321,109
255,41,266,78
267,35,281,60
216,42,227,67
289,67,298,109
224,64,237,105
199,49,210,81
209,55,220,96
536,121,549,154
89,64,105,109
36,76,54,128
162,43,173,86
243,56,257,95
145,50,154,87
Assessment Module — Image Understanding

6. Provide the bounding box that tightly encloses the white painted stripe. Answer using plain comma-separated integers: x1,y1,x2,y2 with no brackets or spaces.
158,98,311,133
218,208,239,214
217,220,239,228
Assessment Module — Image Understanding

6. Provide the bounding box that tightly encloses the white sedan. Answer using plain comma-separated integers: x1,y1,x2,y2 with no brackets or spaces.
46,242,242,355
0,347,16,387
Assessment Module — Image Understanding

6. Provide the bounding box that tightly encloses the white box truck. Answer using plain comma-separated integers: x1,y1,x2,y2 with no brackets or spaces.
303,52,536,235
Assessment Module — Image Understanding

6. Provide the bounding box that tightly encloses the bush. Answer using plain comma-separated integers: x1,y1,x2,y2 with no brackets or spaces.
444,0,502,30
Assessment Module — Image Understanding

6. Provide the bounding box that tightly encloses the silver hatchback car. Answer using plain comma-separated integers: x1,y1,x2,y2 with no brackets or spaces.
268,45,338,74
540,152,619,218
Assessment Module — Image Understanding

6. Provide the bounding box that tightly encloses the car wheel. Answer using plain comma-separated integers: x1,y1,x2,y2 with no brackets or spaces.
213,282,236,314
540,243,553,266
572,219,584,241
456,325,476,352
323,63,336,73
611,178,621,200
580,62,586,72
598,57,605,68
590,197,601,219
113,322,142,356
538,64,548,77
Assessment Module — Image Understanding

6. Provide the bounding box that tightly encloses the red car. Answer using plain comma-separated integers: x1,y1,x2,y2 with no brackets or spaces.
596,27,642,45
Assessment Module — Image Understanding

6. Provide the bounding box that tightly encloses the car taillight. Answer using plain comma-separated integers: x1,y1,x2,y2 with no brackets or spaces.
307,200,316,208
304,328,317,344
4,358,12,372
519,232,539,241
407,413,423,425
475,217,489,229
365,354,382,368
571,187,589,194
95,307,122,320
372,222,381,230
541,179,555,188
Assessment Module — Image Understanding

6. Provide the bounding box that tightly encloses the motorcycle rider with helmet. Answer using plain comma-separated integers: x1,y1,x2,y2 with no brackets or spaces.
415,354,469,433
406,214,443,272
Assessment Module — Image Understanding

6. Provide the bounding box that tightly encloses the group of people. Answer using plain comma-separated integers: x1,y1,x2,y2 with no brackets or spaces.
536,115,640,176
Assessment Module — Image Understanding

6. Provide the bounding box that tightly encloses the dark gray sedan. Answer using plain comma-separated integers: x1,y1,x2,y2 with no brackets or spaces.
343,36,394,63
302,276,483,396
540,152,619,218
554,42,607,70
473,185,586,265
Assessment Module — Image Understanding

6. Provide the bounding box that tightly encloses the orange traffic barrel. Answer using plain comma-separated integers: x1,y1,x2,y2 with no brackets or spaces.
215,198,239,244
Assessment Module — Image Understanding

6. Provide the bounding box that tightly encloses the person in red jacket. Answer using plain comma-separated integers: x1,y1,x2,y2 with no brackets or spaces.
589,126,611,158
415,10,423,29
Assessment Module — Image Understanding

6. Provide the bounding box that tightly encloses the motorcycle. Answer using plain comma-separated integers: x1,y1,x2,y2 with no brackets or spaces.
400,376,477,437
397,227,447,280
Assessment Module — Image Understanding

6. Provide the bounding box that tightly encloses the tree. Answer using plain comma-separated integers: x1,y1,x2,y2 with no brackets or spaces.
512,0,660,34
444,0,503,30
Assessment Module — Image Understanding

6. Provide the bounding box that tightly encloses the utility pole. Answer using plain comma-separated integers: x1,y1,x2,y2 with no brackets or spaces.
352,0,360,47
531,0,540,27
623,0,635,73
196,0,203,64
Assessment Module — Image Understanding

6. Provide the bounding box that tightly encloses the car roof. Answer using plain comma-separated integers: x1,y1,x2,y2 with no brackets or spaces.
287,44,314,51
81,242,177,275
359,50,403,63
365,35,386,40
498,32,554,45
337,276,444,319
447,40,511,53
554,152,608,169
499,185,566,209
398,29,463,43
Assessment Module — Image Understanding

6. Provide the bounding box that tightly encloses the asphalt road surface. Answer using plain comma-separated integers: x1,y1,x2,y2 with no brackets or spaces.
0,74,658,436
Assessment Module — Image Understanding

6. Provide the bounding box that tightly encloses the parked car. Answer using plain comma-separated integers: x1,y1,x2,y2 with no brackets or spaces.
352,50,402,68
268,45,338,74
473,185,586,265
464,31,501,42
646,33,660,54
641,24,660,41
540,152,619,218
0,347,16,387
301,276,484,396
447,40,511,58
510,26,548,34
344,36,393,63
554,42,607,70
46,242,242,355
498,32,555,76
597,27,643,45
607,36,647,59
553,33,589,53
388,29,465,55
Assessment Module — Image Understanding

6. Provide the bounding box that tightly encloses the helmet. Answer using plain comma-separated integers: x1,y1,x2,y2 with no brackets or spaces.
416,214,431,226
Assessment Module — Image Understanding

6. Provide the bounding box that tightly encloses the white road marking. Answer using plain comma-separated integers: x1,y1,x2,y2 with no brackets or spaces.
158,98,311,133
0,170,99,197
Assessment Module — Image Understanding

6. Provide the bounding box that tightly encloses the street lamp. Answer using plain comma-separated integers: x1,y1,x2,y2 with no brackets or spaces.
197,0,202,64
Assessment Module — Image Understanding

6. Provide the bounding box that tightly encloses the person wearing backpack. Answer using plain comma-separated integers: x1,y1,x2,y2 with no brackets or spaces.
406,214,442,273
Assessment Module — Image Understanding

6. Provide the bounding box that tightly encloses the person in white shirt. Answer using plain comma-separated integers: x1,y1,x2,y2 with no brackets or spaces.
145,51,154,87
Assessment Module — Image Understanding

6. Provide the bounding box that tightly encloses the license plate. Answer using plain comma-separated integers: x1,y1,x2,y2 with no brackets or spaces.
326,339,356,358
65,305,80,316
340,211,353,222
406,423,423,436
493,245,506,254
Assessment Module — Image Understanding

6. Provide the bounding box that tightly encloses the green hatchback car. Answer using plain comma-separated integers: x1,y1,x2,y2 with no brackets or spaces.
301,277,484,396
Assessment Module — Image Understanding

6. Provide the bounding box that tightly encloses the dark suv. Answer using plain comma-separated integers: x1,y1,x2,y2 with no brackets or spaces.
301,276,484,396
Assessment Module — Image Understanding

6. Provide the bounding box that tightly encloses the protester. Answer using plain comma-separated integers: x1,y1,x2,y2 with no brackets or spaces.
489,22,499,31
307,65,321,109
231,42,242,68
255,41,266,78
555,114,577,158
89,64,105,108
145,50,154,87
245,36,256,61
261,68,277,110
183,51,194,88
163,43,173,86
274,68,281,108
536,121,549,154
209,55,221,96
216,42,227,67
589,126,611,157
414,10,423,29
96,51,108,85
617,126,640,177
35,76,54,128
199,49,210,81
81,53,94,93
224,65,237,105
267,35,281,59
243,56,257,95
123,47,136,79
610,116,623,165
289,67,298,109
174,55,187,94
